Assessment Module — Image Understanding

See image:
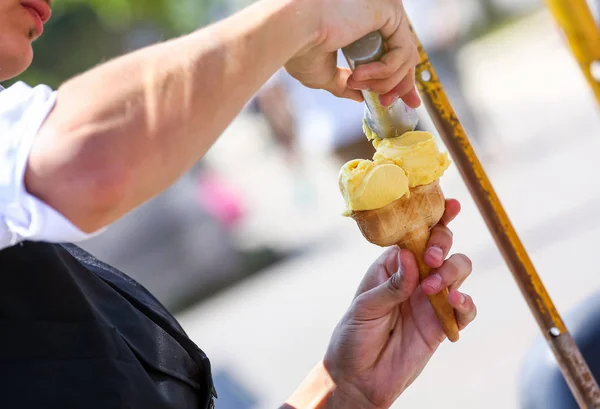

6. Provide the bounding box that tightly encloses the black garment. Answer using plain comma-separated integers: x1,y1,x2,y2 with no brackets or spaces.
0,241,216,409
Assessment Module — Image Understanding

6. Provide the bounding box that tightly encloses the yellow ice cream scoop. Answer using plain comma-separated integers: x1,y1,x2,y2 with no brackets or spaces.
339,159,409,215
373,131,450,187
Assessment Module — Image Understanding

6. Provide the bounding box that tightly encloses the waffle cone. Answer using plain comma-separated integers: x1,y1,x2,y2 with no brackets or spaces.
350,180,460,342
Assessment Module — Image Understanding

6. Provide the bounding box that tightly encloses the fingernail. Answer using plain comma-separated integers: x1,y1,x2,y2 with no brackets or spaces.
424,274,442,292
459,293,466,305
427,246,443,262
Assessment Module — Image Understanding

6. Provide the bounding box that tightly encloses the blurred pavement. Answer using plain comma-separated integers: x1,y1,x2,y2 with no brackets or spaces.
177,10,600,409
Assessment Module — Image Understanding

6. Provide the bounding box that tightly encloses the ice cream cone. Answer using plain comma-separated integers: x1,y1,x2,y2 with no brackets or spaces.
350,180,460,342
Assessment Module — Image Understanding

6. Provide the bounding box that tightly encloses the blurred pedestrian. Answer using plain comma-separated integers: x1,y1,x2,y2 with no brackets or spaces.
0,0,476,408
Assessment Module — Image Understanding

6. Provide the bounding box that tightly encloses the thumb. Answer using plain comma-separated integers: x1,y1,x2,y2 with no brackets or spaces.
352,250,420,320
327,67,364,102
286,53,363,102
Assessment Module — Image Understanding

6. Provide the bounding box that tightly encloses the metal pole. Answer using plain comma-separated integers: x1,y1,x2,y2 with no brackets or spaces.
410,25,600,408
545,0,600,106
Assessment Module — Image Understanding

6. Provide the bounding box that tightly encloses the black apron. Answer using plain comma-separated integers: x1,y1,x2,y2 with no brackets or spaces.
0,241,216,409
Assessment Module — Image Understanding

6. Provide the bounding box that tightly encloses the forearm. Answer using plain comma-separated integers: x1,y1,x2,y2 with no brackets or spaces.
26,0,317,232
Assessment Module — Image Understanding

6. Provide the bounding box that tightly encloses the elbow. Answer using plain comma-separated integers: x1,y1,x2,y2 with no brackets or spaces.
25,127,133,234
63,161,132,234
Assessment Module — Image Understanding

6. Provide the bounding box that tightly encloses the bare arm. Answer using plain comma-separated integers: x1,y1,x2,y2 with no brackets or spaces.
25,0,317,232
279,361,373,409
25,0,419,234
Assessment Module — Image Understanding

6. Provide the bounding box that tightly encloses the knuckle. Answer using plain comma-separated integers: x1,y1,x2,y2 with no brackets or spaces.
429,226,453,248
326,86,345,98
384,49,403,72
369,83,383,94
411,48,420,65
396,77,415,96
433,224,453,238
387,273,402,292
376,57,392,75
330,90,343,98
458,254,473,272
442,255,462,281
350,294,372,318
457,295,477,328
449,252,470,268
446,226,454,238
382,61,395,77
397,45,411,59
463,296,477,318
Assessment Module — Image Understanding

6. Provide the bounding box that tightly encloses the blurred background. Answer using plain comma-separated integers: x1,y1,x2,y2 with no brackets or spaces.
5,0,600,407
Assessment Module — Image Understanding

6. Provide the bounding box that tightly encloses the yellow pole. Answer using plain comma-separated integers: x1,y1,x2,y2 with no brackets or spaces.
545,0,600,105
409,21,600,408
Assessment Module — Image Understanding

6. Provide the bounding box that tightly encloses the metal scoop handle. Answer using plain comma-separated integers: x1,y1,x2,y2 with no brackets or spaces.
342,32,419,139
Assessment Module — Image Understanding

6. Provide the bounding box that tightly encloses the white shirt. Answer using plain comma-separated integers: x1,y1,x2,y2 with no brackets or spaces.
0,81,95,251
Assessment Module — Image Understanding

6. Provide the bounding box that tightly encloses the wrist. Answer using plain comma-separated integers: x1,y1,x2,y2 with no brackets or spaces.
283,361,377,409
287,0,324,50
211,0,322,67
265,0,323,53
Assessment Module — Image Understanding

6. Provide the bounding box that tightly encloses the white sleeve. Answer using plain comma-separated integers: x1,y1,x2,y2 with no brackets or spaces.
0,81,103,251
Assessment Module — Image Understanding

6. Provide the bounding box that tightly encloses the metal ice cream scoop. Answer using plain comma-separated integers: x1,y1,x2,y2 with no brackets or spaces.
342,31,419,139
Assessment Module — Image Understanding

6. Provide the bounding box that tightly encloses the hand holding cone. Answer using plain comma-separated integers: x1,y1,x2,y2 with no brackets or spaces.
339,131,458,341
349,180,459,342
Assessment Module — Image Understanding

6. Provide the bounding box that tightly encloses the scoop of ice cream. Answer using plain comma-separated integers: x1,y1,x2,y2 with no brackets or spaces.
339,159,409,215
372,131,450,187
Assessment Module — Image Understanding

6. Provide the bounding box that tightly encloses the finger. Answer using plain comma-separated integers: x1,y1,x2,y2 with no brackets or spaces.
346,17,421,106
411,32,418,47
440,199,461,226
378,71,421,107
347,64,411,95
421,253,472,295
448,290,477,330
348,48,419,96
424,199,460,268
347,9,420,95
287,51,365,102
349,45,417,82
326,67,364,102
365,8,419,96
400,87,421,108
352,249,419,320
424,224,453,268
353,246,401,298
